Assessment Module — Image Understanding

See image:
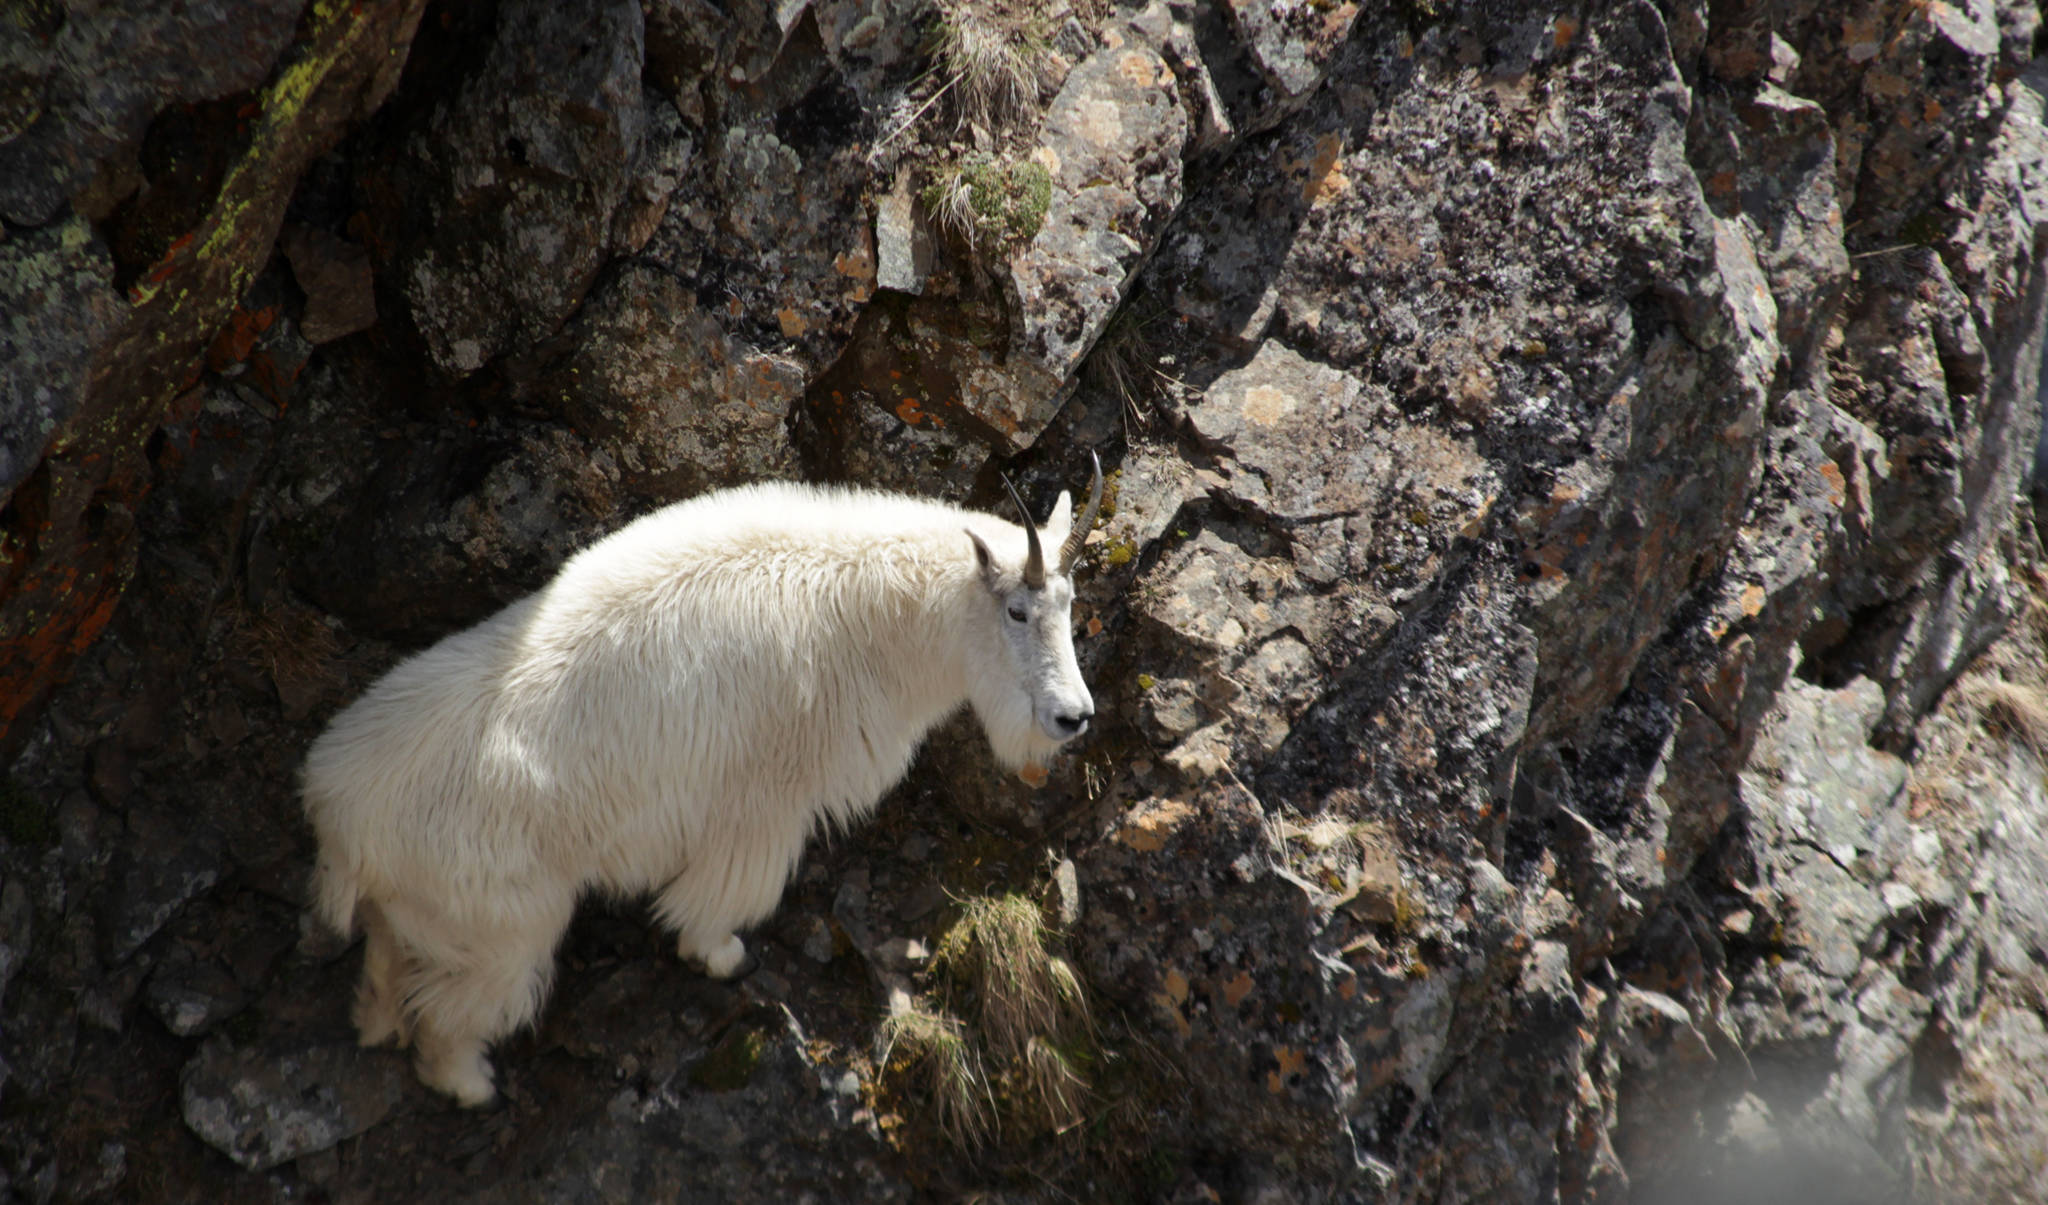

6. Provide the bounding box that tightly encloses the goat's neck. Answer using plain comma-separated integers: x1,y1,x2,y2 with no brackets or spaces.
865,542,979,730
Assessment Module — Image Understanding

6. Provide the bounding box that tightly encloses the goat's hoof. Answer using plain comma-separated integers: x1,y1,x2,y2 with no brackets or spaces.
424,1072,497,1109
695,934,752,980
416,1047,497,1108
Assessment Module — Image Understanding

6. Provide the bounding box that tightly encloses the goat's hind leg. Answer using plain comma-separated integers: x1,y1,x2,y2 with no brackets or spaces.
413,1016,497,1108
397,898,570,1108
404,955,537,1107
351,899,411,1049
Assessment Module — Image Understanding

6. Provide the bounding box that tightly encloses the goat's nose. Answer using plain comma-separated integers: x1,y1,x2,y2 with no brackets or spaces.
1054,710,1091,736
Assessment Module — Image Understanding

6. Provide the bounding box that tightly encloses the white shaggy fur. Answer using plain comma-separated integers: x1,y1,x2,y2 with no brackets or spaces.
303,479,1096,1105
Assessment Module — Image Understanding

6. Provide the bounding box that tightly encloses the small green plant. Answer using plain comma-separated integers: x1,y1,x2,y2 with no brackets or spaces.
921,154,1052,250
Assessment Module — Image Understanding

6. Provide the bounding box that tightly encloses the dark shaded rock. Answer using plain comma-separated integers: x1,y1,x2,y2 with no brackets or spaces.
281,411,619,643
458,1004,907,1204
375,0,647,376
0,0,305,226
145,952,247,1038
103,805,225,964
0,877,28,1008
0,217,124,508
0,0,429,754
179,1039,403,1172
531,263,802,498
279,224,377,344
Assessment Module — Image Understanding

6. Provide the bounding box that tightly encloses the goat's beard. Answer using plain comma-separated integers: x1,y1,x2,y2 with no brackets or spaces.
974,691,1067,772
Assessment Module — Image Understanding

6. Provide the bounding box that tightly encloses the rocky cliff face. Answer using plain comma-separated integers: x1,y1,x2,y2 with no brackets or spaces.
4,0,2048,1201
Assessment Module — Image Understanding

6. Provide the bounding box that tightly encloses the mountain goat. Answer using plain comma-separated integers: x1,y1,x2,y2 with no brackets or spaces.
303,458,1102,1105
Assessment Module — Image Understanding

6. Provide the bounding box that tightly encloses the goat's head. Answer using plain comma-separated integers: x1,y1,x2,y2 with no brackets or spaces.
963,453,1104,769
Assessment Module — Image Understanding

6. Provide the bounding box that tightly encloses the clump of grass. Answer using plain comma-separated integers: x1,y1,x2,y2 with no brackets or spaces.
1083,295,1177,433
229,600,343,699
920,153,1052,250
1966,677,2048,761
935,892,1092,1059
923,166,980,246
880,890,1101,1152
1017,1034,1089,1131
880,1002,995,1149
926,1,1055,132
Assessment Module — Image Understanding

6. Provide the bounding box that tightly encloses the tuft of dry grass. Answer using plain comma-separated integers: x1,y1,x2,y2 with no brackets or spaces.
1017,1035,1089,1131
880,890,1102,1152
230,600,344,698
880,1003,995,1149
935,893,1092,1060
1082,295,1178,435
923,166,981,246
1964,677,2048,761
927,1,1055,132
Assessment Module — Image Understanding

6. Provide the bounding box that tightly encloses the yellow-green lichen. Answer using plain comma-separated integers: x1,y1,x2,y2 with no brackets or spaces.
691,1021,770,1091
1389,886,1421,937
195,0,365,267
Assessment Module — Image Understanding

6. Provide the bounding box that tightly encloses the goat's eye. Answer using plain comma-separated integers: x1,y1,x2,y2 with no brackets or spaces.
1007,603,1028,622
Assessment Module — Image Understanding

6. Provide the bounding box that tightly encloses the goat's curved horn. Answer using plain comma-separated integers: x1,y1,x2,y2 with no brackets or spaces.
1058,450,1103,574
1000,474,1046,588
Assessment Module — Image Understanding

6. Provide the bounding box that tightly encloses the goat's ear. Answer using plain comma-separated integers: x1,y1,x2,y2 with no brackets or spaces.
1045,490,1074,545
965,527,1000,586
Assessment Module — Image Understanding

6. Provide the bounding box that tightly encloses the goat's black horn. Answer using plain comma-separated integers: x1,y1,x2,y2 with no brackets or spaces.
1000,474,1046,587
1058,450,1103,574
